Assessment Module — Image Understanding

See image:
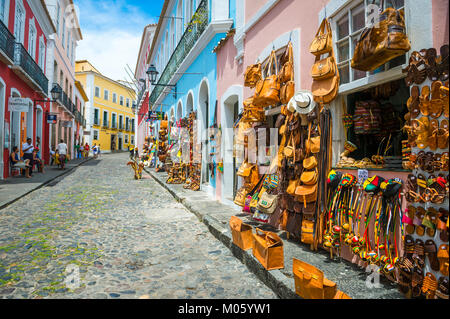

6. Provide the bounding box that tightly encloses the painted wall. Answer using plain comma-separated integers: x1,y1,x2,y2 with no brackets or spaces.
432,0,449,50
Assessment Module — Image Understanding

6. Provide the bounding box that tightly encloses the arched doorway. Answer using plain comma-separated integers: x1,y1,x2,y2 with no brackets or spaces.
10,89,21,153
186,92,194,115
176,101,183,121
0,78,5,178
198,80,209,184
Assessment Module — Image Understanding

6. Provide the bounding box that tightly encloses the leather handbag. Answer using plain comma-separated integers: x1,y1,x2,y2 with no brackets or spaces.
305,123,321,154
303,155,318,170
279,42,294,84
283,134,295,159
286,178,299,195
229,216,253,250
311,71,339,105
280,81,295,105
300,169,318,186
351,2,411,71
301,219,315,244
295,184,318,207
234,185,251,206
252,228,284,270
257,192,278,214
237,161,255,177
311,55,337,80
309,18,333,56
244,63,262,88
253,50,281,107
293,258,325,299
275,113,286,129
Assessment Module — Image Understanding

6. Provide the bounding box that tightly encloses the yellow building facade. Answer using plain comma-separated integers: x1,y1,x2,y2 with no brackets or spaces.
75,61,136,153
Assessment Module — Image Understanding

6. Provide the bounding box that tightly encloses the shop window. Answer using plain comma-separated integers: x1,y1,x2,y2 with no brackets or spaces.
333,0,405,86
343,78,409,168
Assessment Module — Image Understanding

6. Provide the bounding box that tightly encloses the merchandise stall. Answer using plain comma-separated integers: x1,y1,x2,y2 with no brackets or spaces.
230,4,448,299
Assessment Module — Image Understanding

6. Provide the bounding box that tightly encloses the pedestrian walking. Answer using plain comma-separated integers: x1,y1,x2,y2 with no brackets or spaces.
75,143,81,159
97,144,101,158
57,139,68,170
128,143,134,160
50,147,56,166
84,143,90,158
22,137,34,177
92,143,98,159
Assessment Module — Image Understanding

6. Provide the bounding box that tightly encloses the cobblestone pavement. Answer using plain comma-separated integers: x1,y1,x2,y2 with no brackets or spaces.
0,153,277,299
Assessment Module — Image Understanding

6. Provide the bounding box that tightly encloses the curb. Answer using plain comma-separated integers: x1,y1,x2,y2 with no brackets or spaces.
143,167,299,299
0,157,94,210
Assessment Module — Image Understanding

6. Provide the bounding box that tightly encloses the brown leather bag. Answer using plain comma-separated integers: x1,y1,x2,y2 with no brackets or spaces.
293,258,325,299
253,51,281,107
229,216,253,250
300,169,318,186
234,185,251,206
237,161,255,177
301,219,315,244
312,70,339,105
295,184,317,207
309,18,333,56
279,42,294,84
252,228,284,270
351,4,410,71
280,81,295,105
311,55,337,81
303,155,318,170
305,123,321,154
244,63,262,88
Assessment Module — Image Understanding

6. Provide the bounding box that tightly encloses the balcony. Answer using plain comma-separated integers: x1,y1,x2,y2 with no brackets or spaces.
53,83,75,117
119,123,124,130
149,0,208,106
12,43,49,95
0,20,15,65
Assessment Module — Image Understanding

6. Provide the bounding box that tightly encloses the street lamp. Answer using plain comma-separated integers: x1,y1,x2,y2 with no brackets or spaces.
34,83,62,107
146,65,177,100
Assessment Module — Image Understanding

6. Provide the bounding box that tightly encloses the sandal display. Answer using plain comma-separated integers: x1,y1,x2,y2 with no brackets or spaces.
430,80,444,118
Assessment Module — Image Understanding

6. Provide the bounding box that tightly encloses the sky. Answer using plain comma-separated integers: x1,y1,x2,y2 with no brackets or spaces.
74,0,164,85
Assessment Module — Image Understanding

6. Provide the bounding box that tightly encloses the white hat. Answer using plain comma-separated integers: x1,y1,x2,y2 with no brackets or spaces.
288,90,316,115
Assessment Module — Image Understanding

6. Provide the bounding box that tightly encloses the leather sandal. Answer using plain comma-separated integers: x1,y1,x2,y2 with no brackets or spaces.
419,85,431,116
424,239,440,271
437,119,449,150
440,81,449,117
427,119,439,151
438,44,449,82
441,152,449,171
430,80,444,118
404,51,428,86
409,86,421,118
437,244,449,276
415,206,426,235
422,272,438,299
435,277,449,299
425,48,440,81
411,267,424,298
416,174,428,203
405,205,416,234
413,117,430,149
412,239,426,269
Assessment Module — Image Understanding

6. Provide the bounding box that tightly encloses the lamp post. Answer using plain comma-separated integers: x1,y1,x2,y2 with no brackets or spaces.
34,84,62,106
146,64,177,100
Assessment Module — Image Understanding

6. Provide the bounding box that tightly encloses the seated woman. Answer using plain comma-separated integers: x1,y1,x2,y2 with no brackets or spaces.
9,146,31,178
32,148,44,173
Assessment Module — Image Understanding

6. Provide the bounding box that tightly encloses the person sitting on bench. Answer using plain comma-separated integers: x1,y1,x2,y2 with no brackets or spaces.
10,146,31,178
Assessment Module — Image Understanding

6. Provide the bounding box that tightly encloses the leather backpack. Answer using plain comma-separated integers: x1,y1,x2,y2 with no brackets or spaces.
351,2,411,71
253,50,281,107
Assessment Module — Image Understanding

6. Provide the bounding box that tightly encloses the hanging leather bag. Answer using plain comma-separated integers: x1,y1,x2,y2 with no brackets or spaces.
253,50,281,107
311,55,337,81
305,122,321,154
351,1,411,71
295,184,318,207
279,42,294,84
244,63,262,88
252,228,284,270
300,168,319,186
257,192,278,214
229,216,253,250
309,18,333,56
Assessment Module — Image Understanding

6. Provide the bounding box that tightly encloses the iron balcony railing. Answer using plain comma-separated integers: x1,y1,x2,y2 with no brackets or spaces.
54,83,75,115
149,0,208,106
0,20,15,62
14,43,48,94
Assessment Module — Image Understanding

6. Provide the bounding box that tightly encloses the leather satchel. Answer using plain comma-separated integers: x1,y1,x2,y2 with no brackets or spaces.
300,169,318,186
279,42,294,83
229,216,253,250
234,185,251,207
252,228,284,270
311,72,339,105
257,192,278,214
351,4,410,71
309,18,333,56
303,155,318,170
253,50,281,107
295,184,317,207
301,219,315,244
280,81,295,105
305,123,321,154
244,63,262,88
286,179,299,195
237,161,255,177
293,258,325,299
311,55,337,81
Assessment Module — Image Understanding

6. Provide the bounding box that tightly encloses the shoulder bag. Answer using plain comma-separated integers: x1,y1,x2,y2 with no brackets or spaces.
253,50,281,107
257,192,278,214
244,63,262,88
309,18,333,56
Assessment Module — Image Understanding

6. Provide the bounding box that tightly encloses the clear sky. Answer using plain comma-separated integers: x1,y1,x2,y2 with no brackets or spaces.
75,0,165,86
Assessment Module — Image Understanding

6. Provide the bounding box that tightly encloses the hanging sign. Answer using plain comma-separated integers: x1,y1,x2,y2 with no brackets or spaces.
47,114,57,124
357,169,369,185
8,97,29,112
148,111,165,121
61,121,73,128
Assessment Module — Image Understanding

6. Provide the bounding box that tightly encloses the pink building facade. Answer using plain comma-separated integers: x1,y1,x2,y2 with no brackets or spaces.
215,0,449,206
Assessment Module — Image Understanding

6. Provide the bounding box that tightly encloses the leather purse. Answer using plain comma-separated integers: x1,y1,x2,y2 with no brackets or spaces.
257,192,278,214
312,71,339,105
283,134,295,159
252,228,284,270
244,63,262,88
303,155,318,170
295,184,318,207
286,179,299,195
253,50,281,107
309,18,333,56
301,219,315,244
279,42,294,84
280,81,295,105
305,123,321,154
229,216,253,251
300,169,318,186
351,3,411,71
275,113,286,129
237,161,255,177
311,55,337,80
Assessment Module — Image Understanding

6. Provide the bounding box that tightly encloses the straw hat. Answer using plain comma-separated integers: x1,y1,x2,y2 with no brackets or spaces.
287,90,316,115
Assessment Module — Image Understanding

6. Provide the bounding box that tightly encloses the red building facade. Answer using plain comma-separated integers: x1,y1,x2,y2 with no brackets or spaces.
0,0,56,179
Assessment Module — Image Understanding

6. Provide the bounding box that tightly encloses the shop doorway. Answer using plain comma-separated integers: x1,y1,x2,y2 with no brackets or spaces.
199,81,209,184
118,137,122,150
0,80,4,178
222,95,240,201
111,134,116,152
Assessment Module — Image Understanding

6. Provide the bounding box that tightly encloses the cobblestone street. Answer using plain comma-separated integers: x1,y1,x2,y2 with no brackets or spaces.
0,153,277,299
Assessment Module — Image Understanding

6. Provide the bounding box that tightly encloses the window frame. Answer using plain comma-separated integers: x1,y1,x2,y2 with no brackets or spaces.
330,0,407,94
14,0,25,45
112,93,117,104
119,95,124,106
0,0,10,26
102,110,109,127
94,86,100,98
126,98,130,107
111,112,117,129
28,18,37,60
104,89,109,101
93,129,99,141
38,36,45,70
93,108,100,125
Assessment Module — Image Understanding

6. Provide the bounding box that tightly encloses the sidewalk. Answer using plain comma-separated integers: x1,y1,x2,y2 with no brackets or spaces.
144,168,405,299
0,157,93,209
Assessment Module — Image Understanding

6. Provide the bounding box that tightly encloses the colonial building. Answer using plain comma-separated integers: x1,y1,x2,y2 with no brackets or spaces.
75,60,136,153
0,0,56,179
